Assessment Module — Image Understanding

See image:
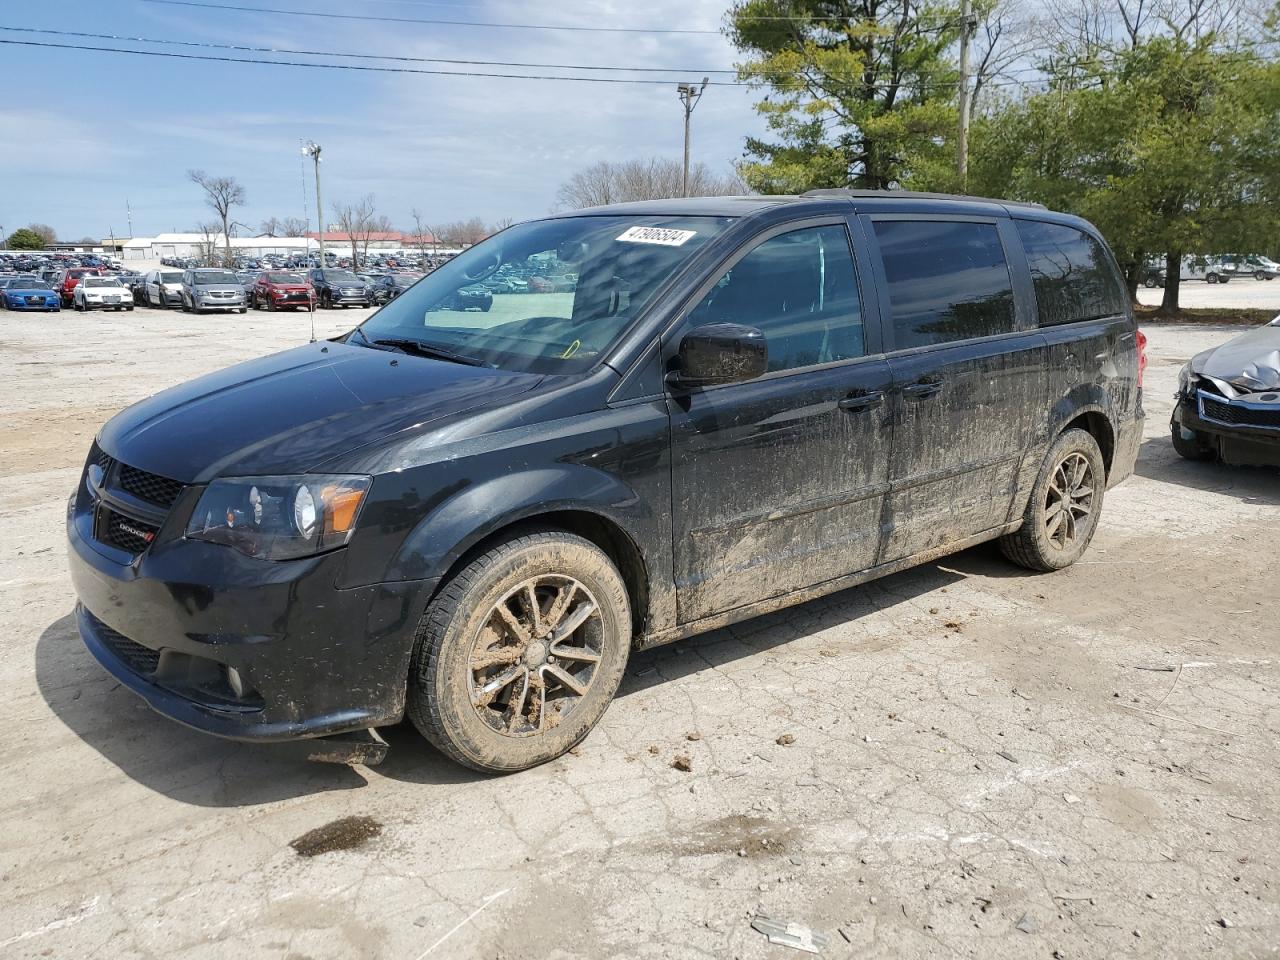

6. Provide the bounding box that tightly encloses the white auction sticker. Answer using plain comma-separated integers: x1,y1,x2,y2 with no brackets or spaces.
616,226,696,246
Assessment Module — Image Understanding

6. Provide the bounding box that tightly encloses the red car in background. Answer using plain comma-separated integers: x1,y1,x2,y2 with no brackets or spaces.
251,271,315,311
58,267,104,306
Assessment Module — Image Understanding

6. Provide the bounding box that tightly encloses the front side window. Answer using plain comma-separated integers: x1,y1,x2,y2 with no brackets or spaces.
873,219,1016,350
684,224,864,373
1015,220,1127,326
358,214,733,374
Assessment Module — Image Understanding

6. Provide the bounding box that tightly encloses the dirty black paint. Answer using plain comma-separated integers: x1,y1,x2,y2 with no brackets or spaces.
67,191,1144,750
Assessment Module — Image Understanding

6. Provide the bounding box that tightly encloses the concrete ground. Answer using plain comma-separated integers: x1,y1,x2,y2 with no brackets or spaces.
1,302,1278,959
1136,275,1280,311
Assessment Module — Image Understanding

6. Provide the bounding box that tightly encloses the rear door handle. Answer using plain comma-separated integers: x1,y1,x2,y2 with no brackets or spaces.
901,380,943,400
838,390,885,412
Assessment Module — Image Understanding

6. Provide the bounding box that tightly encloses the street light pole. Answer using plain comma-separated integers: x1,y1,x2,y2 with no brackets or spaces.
676,78,709,198
302,141,325,267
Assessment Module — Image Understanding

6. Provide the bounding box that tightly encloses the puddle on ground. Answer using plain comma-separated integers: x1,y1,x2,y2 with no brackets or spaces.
289,815,383,857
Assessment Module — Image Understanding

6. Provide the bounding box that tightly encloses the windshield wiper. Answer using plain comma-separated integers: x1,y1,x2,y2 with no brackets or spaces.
368,336,489,367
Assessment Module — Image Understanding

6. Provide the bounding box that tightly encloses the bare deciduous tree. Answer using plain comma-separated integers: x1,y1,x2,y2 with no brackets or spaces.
25,223,57,246
259,217,282,237
555,158,745,209
410,208,438,258
280,216,309,237
332,195,392,270
436,217,490,247
188,170,245,266
193,221,224,266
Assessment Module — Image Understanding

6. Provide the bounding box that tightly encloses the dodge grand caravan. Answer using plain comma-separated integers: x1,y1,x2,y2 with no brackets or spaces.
68,191,1144,773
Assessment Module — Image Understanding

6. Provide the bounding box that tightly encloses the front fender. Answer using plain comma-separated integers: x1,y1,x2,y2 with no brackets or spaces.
384,464,651,585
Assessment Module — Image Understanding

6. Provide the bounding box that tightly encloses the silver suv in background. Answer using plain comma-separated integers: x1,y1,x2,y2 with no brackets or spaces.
180,268,248,314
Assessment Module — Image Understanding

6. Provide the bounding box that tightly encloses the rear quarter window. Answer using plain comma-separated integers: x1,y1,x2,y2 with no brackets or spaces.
872,219,1016,350
1015,220,1127,325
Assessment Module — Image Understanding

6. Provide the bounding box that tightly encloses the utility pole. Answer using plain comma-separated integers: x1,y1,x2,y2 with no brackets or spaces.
302,141,325,266
676,78,709,198
957,0,974,190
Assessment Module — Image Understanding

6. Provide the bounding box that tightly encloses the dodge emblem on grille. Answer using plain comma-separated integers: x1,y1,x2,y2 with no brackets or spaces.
118,521,156,543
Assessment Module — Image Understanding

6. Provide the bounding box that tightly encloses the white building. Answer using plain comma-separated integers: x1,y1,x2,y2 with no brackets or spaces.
122,233,317,262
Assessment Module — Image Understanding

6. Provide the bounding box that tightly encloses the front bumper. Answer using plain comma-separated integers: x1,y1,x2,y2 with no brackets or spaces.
1173,392,1280,467
67,490,434,742
329,291,370,305
196,298,246,311
5,298,59,311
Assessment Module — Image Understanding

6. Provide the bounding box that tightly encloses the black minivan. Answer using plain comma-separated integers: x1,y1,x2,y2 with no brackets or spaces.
68,191,1145,772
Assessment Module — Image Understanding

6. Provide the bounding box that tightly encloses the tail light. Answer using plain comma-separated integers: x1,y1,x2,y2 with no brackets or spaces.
1136,329,1148,389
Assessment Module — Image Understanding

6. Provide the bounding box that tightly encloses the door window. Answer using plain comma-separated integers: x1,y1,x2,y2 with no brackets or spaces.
1015,220,1127,325
873,219,1016,349
685,225,864,373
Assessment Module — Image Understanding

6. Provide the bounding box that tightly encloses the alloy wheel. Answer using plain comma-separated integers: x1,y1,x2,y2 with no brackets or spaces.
1043,452,1094,551
468,575,604,737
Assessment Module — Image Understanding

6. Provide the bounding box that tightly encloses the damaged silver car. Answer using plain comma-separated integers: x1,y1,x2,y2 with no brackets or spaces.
1173,315,1280,467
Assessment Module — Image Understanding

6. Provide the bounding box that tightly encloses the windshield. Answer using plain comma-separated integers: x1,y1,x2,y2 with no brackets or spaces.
321,271,361,282
83,278,121,288
265,272,303,283
356,214,732,373
194,271,238,285
8,278,50,289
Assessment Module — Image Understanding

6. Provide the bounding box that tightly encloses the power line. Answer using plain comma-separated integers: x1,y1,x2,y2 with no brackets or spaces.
138,0,725,35
0,25,740,74
0,37,738,83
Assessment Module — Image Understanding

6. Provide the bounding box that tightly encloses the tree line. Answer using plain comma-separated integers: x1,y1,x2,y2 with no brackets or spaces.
726,0,1280,313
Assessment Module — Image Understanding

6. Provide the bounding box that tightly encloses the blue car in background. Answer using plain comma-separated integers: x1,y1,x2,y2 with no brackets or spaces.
2,276,61,312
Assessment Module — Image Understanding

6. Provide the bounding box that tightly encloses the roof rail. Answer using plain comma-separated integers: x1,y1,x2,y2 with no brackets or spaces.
800,188,1046,210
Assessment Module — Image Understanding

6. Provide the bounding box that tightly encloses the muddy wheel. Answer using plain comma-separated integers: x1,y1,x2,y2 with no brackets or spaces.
407,529,631,773
1000,428,1105,572
1171,422,1215,461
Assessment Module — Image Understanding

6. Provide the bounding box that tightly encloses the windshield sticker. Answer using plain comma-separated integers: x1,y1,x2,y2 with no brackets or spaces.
616,226,696,247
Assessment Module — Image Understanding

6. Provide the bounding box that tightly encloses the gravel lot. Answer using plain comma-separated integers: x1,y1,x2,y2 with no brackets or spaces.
2,303,1278,959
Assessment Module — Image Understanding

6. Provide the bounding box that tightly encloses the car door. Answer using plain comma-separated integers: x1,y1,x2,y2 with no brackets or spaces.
861,214,1046,563
666,220,894,624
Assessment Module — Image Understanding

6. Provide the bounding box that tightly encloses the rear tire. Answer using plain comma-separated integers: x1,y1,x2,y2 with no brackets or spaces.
407,529,632,773
1000,428,1106,572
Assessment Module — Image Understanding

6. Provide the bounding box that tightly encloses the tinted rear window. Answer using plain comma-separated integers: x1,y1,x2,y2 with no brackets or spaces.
873,220,1016,350
1016,220,1127,325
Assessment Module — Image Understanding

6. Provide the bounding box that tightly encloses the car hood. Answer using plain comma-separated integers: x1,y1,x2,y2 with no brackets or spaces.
1191,317,1280,394
98,342,544,482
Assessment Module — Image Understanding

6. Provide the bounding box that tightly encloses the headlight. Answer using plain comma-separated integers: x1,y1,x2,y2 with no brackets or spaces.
186,474,371,560
1177,362,1193,395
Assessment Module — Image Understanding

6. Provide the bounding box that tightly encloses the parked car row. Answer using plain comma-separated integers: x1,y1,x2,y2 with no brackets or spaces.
1142,254,1280,287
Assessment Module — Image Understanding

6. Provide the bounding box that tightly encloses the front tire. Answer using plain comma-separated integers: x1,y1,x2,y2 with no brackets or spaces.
1000,428,1106,572
407,529,632,773
1171,422,1215,461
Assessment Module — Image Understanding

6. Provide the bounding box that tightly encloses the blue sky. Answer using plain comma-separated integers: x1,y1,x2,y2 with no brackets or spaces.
0,0,765,240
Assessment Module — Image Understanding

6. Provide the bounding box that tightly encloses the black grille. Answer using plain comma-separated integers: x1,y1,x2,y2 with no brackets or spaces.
103,508,159,554
91,614,161,676
118,464,185,507
94,445,113,471
1201,396,1280,429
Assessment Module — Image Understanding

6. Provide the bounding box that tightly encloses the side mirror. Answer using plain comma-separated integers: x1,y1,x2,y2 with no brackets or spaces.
668,322,768,388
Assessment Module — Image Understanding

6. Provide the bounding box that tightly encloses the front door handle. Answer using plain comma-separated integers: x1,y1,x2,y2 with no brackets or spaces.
838,390,885,412
901,379,943,400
